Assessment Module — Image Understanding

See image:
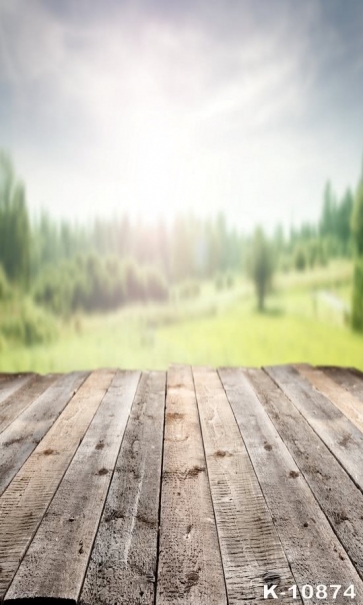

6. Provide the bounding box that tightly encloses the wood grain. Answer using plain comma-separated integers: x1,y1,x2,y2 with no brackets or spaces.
0,374,34,409
266,364,363,493
296,363,363,433
247,367,363,581
156,364,226,605
220,367,363,605
319,366,363,402
193,366,298,605
0,369,115,599
0,371,88,496
5,370,140,604
0,374,53,435
80,371,165,605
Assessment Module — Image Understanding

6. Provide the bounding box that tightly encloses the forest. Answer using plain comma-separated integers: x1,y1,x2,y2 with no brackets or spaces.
0,149,363,360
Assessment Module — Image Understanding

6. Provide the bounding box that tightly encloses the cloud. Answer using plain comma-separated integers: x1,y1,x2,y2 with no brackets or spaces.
0,0,362,231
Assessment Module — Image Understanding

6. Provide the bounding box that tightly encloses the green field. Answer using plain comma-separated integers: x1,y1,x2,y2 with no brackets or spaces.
1,260,362,373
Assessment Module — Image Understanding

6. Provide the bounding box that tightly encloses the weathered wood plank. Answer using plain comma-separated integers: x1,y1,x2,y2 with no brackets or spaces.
156,365,226,605
0,374,48,434
296,363,363,434
193,366,298,605
80,371,165,605
5,370,140,605
0,374,16,384
0,374,34,408
246,367,363,581
0,371,88,496
219,367,363,604
0,369,115,599
266,364,363,493
319,366,363,402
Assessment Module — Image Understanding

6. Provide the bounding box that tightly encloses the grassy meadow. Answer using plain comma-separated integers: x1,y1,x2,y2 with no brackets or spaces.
1,259,361,373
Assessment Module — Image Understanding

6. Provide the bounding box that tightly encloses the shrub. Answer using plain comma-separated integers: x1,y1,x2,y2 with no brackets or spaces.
0,299,57,345
34,253,169,314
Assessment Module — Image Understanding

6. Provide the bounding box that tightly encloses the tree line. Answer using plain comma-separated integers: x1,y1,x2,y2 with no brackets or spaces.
1,149,363,329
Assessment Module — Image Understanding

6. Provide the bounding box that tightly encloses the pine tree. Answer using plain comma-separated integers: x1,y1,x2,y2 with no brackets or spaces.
247,227,275,311
0,152,31,287
351,181,363,256
351,170,363,331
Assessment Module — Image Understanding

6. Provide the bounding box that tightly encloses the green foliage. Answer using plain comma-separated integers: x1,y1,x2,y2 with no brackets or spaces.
34,254,169,316
123,258,146,302
294,245,307,271
247,228,275,311
351,259,363,332
320,181,336,237
0,147,362,344
0,265,12,300
288,181,353,264
0,298,57,346
3,261,363,373
351,175,363,333
338,189,354,255
352,180,363,256
30,207,244,287
0,152,30,286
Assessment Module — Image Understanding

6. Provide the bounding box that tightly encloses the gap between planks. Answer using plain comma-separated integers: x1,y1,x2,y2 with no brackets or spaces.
0,369,117,600
5,370,140,604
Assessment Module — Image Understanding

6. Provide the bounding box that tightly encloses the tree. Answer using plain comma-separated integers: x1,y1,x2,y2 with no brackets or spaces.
351,180,363,256
247,227,275,311
337,189,353,255
320,181,335,236
0,152,31,287
294,245,307,271
351,173,363,331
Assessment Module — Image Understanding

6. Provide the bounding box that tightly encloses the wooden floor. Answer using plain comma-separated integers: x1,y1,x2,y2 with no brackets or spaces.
1,364,363,604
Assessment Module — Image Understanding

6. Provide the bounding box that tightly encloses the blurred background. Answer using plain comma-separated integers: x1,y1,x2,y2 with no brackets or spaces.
1,0,363,372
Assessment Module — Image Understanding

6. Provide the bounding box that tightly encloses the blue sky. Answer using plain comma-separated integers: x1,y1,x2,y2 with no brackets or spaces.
0,0,363,231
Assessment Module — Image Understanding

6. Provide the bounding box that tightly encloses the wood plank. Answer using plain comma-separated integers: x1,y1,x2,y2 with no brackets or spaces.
319,366,363,402
219,367,363,603
0,374,34,407
156,365,226,605
246,366,363,581
193,366,299,605
5,370,140,604
0,371,88,497
296,363,363,433
0,374,17,384
0,369,116,599
80,371,165,605
0,374,41,431
266,364,363,493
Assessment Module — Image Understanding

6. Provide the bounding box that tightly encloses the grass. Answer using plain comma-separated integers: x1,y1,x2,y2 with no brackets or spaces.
1,260,362,372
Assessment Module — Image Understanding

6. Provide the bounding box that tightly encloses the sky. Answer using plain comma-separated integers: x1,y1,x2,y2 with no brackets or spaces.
0,0,363,232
